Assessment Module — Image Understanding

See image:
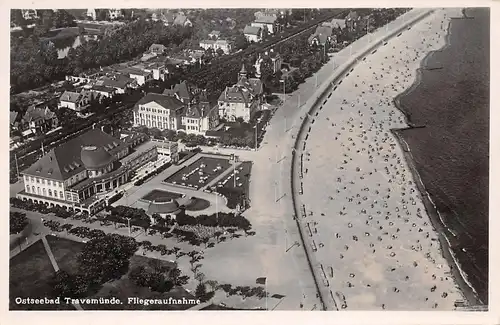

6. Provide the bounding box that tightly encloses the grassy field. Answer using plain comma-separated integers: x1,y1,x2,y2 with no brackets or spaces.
46,235,85,272
165,156,232,190
9,239,74,310
142,189,183,202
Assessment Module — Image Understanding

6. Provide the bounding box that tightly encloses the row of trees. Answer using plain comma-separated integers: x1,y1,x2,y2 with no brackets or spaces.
176,211,251,230
11,18,193,94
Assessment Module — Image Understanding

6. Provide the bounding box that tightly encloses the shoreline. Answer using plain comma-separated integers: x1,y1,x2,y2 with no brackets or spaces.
390,10,485,305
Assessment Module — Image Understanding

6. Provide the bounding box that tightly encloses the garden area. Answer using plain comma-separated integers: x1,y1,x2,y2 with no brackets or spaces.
209,161,252,209
142,189,184,203
164,156,232,190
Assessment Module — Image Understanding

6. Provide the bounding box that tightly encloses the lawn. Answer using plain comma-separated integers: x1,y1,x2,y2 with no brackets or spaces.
165,156,232,190
142,189,184,203
46,235,85,272
83,255,195,310
9,239,74,310
184,197,211,211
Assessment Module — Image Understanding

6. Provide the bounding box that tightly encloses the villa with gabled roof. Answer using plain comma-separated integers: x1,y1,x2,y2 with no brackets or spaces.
218,64,263,122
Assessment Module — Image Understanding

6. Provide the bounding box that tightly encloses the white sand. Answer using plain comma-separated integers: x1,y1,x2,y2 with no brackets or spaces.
296,8,466,310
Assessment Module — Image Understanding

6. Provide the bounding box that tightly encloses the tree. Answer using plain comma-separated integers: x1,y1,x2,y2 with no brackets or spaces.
213,231,223,243
195,282,208,301
77,234,138,284
53,10,77,28
34,10,54,37
10,211,28,234
234,34,248,50
11,9,27,28
96,9,109,22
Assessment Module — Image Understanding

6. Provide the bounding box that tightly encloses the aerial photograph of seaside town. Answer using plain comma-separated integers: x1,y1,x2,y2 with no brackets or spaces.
8,7,489,311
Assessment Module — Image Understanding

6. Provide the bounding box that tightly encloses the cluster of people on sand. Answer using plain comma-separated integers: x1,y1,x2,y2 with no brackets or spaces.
296,11,463,310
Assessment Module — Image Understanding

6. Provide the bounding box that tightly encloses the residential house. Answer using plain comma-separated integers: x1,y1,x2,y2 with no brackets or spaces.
308,25,334,47
173,13,192,27
86,9,97,20
208,30,221,40
149,43,167,55
108,9,123,20
90,85,116,98
182,100,219,135
19,105,59,135
162,81,196,106
199,39,233,55
251,14,279,34
244,25,262,43
121,67,153,86
58,91,88,111
218,64,263,122
133,93,186,131
162,82,219,134
254,49,282,77
97,75,136,94
345,11,361,32
21,9,38,20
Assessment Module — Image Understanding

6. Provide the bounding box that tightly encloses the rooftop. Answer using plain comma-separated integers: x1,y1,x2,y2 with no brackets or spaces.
22,128,127,181
244,25,261,35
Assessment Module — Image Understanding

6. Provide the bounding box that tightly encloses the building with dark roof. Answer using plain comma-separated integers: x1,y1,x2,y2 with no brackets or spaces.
254,49,283,77
135,83,219,135
17,128,158,215
244,25,262,43
133,93,186,131
19,106,59,135
218,64,263,122
308,25,335,47
251,14,279,34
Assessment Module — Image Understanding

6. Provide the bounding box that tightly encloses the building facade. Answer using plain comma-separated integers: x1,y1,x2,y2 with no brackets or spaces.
199,39,233,54
218,64,263,122
17,128,157,215
243,25,262,43
133,93,186,131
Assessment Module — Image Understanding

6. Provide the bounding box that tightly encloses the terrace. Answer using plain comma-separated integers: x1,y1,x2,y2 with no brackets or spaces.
164,156,232,190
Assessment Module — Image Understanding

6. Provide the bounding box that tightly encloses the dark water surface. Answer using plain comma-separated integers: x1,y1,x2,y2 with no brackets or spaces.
395,8,489,304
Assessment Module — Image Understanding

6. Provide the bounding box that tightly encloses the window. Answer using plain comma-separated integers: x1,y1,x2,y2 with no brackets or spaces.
59,182,62,188
32,186,35,193
37,187,40,194
43,188,46,196
36,178,40,183
30,176,33,183
48,189,52,197
59,191,64,199
26,186,30,193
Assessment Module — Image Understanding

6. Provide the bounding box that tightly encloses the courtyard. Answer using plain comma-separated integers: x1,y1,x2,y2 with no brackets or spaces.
164,156,233,190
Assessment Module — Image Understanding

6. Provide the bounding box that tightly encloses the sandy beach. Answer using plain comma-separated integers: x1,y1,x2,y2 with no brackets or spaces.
295,8,467,310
